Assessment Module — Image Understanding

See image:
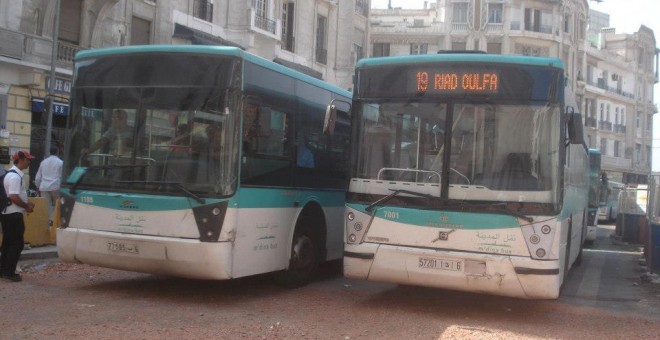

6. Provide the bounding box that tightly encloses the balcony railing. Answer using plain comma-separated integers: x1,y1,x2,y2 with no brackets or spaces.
585,117,597,128
316,48,327,65
614,124,626,133
254,15,276,34
598,121,612,131
586,79,635,99
57,40,82,63
451,22,468,31
485,23,503,32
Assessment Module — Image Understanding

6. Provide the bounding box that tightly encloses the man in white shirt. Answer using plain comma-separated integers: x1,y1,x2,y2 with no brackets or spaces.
1,150,35,282
35,145,63,229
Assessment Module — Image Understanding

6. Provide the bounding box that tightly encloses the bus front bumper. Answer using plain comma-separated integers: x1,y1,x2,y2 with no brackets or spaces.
57,228,233,280
343,243,561,299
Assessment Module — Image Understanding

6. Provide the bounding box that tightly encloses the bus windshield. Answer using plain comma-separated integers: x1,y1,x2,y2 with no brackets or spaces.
353,100,561,209
64,54,241,197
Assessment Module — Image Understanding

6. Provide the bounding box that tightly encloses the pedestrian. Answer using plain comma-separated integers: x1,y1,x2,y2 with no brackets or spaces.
0,150,36,282
35,145,63,229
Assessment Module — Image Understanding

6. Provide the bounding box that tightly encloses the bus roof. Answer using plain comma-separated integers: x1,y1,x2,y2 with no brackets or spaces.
75,45,352,98
356,53,564,69
588,148,602,154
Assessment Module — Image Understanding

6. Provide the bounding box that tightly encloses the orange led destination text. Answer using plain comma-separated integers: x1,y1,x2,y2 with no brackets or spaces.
416,71,499,93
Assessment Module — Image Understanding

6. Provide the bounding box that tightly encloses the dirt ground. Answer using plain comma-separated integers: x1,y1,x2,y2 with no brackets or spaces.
1,258,660,339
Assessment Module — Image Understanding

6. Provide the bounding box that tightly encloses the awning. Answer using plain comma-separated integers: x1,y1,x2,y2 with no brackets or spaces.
173,23,244,49
31,98,69,116
273,58,323,80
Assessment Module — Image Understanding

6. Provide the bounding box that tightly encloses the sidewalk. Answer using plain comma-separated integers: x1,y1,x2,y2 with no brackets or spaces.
21,244,58,261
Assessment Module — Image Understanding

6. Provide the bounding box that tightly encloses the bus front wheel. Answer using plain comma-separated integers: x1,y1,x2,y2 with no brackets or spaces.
274,225,319,288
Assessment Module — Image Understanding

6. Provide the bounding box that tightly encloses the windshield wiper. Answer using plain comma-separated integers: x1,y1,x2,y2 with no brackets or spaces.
174,183,206,204
70,164,152,194
365,189,435,212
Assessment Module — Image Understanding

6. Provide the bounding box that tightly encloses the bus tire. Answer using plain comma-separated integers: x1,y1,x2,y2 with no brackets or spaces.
274,223,319,288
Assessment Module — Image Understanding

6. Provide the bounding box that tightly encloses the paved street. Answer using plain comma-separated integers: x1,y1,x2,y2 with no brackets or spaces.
2,222,660,339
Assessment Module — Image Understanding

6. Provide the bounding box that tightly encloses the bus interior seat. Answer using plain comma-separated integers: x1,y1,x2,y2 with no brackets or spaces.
497,153,540,191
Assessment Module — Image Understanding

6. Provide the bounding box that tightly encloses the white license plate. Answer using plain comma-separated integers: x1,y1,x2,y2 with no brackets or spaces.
418,257,462,271
107,241,139,254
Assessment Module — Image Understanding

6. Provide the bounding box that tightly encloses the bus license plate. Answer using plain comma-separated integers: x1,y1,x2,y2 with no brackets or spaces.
107,241,139,254
418,257,462,271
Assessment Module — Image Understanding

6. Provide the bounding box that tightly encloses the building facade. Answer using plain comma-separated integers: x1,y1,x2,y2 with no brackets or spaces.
369,0,658,184
0,0,367,183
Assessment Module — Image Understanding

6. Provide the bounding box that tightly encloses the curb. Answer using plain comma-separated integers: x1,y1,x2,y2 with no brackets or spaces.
20,246,59,261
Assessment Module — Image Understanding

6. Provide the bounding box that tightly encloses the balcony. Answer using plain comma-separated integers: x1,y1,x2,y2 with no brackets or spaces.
1,28,81,69
452,22,469,31
613,124,626,134
585,117,597,128
602,155,632,171
586,79,635,100
57,40,82,64
371,22,444,34
598,121,612,131
485,23,503,33
248,7,280,40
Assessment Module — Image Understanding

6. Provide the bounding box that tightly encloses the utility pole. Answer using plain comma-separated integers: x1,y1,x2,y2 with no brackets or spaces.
45,0,61,157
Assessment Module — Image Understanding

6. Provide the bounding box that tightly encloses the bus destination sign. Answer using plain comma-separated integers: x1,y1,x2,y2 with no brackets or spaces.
415,70,500,95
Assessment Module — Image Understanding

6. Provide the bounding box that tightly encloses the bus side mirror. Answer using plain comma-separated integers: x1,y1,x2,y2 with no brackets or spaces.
324,104,337,135
567,112,584,145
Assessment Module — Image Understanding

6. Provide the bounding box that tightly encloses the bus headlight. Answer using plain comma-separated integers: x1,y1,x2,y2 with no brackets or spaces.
530,234,541,244
541,225,551,234
536,248,546,257
345,207,370,244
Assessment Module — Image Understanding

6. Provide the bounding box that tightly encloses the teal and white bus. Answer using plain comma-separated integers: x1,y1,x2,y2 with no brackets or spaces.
342,53,588,299
586,148,602,244
57,45,351,287
598,180,624,222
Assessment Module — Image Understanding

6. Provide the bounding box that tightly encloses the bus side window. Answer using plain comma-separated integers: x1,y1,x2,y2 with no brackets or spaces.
241,103,292,185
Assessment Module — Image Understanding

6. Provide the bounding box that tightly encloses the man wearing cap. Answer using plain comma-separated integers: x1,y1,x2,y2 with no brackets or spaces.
0,150,35,282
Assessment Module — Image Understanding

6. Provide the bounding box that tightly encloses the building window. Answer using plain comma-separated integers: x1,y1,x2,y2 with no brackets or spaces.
453,3,468,23
600,138,607,156
564,14,570,33
130,16,151,45
488,3,503,23
282,2,295,52
354,28,365,63
373,43,390,57
614,140,620,157
356,0,369,17
193,0,213,22
59,0,82,44
316,15,328,64
524,8,551,33
410,43,428,55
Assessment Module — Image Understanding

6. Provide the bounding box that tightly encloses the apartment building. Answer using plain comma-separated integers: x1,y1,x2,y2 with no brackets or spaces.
369,0,658,184
0,0,367,181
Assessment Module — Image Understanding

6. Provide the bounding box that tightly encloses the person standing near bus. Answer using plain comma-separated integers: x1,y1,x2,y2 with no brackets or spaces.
35,145,63,229
0,150,35,282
